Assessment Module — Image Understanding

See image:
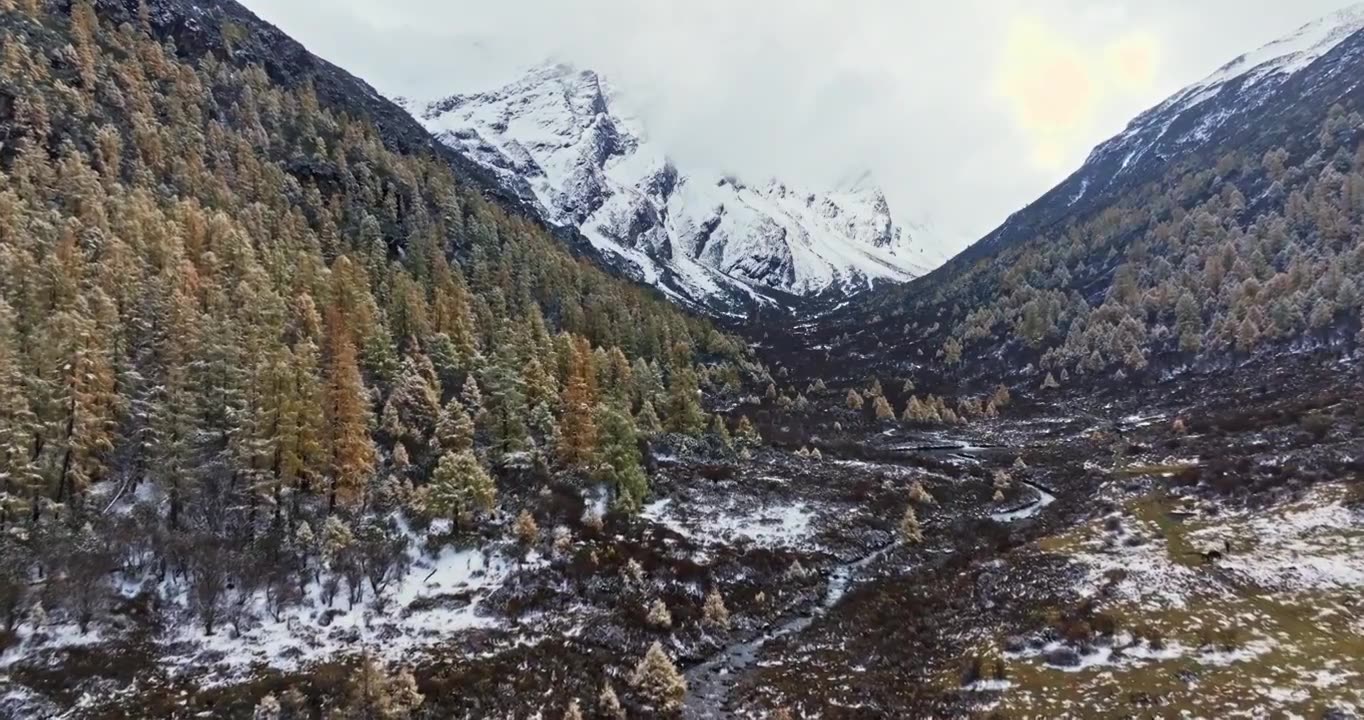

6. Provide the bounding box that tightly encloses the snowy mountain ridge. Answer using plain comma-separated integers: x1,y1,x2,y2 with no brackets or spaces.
1083,2,1364,193
418,63,930,313
967,3,1364,260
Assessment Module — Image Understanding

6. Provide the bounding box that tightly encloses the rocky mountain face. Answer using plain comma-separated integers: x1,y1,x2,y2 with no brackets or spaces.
962,2,1364,265
418,64,930,315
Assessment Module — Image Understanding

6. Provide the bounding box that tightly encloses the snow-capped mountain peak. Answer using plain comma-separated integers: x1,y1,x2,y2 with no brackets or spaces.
418,63,926,313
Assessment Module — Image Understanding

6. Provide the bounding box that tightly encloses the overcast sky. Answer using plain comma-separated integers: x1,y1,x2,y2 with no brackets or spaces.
242,0,1350,258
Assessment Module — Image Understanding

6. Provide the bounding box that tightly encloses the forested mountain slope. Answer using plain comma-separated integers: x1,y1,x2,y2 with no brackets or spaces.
808,10,1364,391
0,2,756,713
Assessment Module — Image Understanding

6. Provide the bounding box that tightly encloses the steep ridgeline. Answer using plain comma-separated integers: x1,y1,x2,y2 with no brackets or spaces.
974,2,1364,262
418,64,930,316
817,5,1364,387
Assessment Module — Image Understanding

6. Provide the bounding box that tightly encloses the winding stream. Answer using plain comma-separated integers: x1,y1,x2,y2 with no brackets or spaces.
990,479,1058,523
681,539,898,718
681,440,1055,717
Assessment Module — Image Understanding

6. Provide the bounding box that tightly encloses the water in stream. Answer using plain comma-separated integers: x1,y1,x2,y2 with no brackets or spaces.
681,540,899,718
680,440,1051,717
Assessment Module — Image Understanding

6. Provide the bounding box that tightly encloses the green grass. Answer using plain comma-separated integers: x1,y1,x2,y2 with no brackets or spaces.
976,484,1364,718
988,591,1364,719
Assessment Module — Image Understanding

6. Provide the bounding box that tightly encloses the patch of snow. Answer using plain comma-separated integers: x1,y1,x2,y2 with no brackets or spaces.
1189,486,1364,592
642,497,817,550
2,520,524,685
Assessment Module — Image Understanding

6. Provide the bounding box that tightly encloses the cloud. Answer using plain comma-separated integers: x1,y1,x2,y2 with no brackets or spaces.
241,0,1349,260
993,16,1161,172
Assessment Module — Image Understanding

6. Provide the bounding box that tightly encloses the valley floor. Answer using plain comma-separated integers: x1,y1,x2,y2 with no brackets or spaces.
2,358,1361,719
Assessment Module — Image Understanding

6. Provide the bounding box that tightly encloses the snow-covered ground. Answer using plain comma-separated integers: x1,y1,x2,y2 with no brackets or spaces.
0,521,528,686
1188,490,1364,592
1062,483,1363,607
642,497,817,551
990,482,1364,716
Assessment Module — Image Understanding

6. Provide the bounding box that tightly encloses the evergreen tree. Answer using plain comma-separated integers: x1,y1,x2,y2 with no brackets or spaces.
735,416,761,446
595,405,648,512
0,300,40,521
480,340,529,460
710,414,732,448
324,306,376,509
432,398,475,454
557,337,599,468
635,400,663,438
630,642,687,712
664,347,705,435
598,682,625,720
1175,291,1204,353
846,389,864,411
428,450,497,523
872,395,895,421
900,505,923,543
702,588,730,630
380,355,441,454
460,375,484,418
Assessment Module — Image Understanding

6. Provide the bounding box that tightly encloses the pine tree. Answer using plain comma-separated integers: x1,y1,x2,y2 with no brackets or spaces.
480,340,529,460
557,337,599,468
428,450,496,523
69,1,100,93
664,348,705,435
324,306,376,509
381,355,441,452
0,300,41,522
646,597,673,629
598,681,625,720
908,480,935,505
1175,291,1204,353
702,588,730,630
460,375,483,416
710,414,732,448
635,400,663,438
900,505,923,543
630,641,686,711
903,396,940,424
513,509,539,548
52,300,120,505
846,389,864,411
735,415,761,446
596,405,648,512
1236,315,1260,353
432,398,474,454
943,337,963,366
521,356,558,411
252,693,282,720
872,395,895,421
340,653,424,719
265,342,326,508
